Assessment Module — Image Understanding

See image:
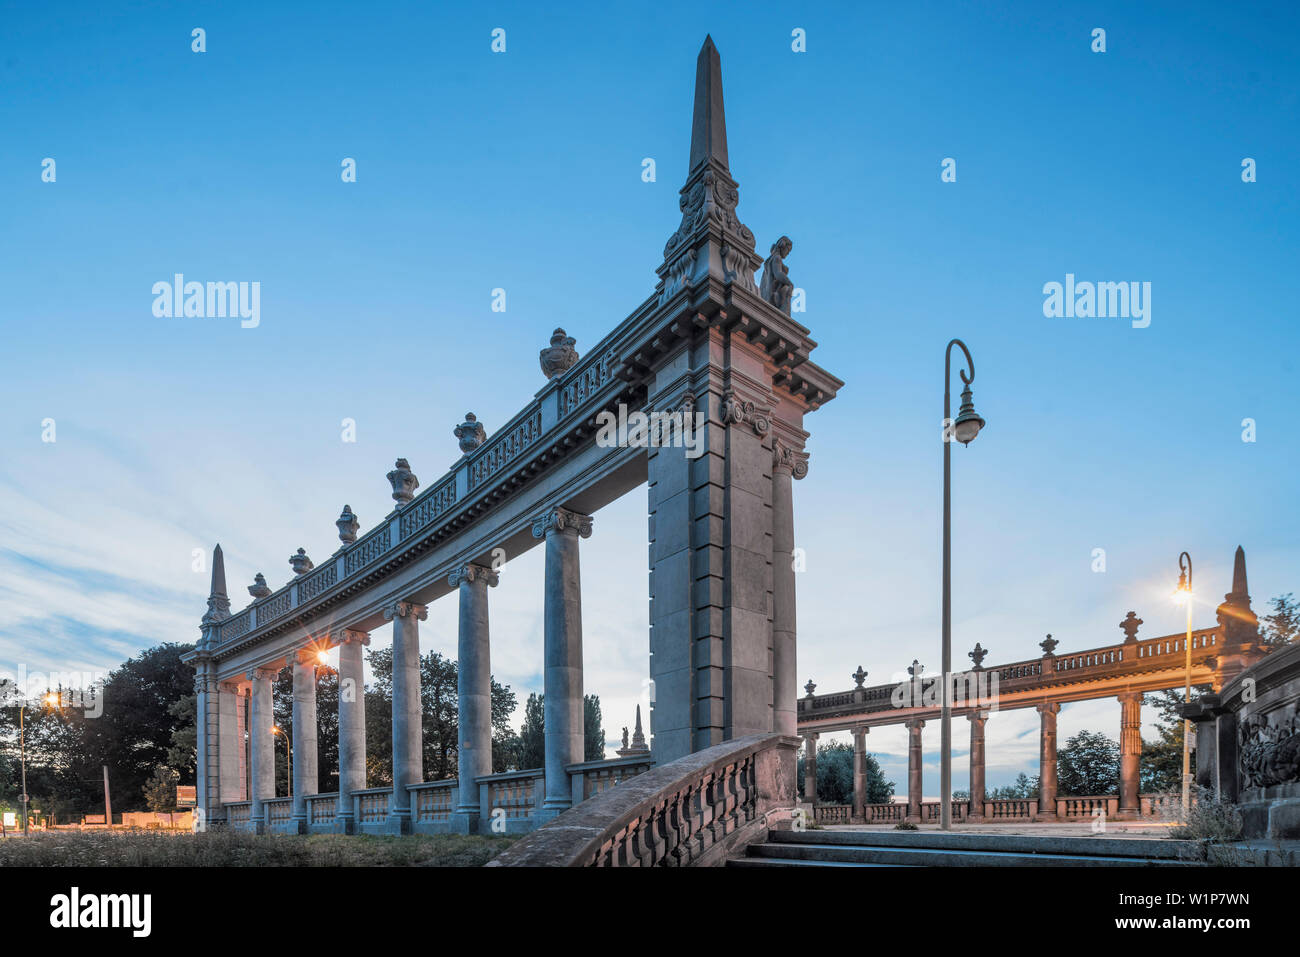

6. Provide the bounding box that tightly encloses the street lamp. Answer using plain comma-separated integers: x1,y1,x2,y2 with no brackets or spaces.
1174,551,1193,819
17,690,65,835
941,339,985,831
271,725,292,804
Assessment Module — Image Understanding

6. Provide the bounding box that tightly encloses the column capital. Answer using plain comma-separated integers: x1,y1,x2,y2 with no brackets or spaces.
772,437,810,479
245,667,279,683
531,506,593,540
217,678,244,694
967,708,989,724
335,628,371,647
448,563,499,588
905,717,926,731
720,389,772,436
1036,702,1061,717
383,600,429,621
804,731,820,743
1117,690,1143,706
293,647,322,666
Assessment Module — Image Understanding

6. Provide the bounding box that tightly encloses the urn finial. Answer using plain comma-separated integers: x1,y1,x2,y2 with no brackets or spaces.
539,328,579,380
1040,633,1059,656
852,665,868,688
387,458,419,504
1118,612,1143,643
455,413,486,455
248,573,272,599
336,505,359,544
968,643,988,670
289,548,314,576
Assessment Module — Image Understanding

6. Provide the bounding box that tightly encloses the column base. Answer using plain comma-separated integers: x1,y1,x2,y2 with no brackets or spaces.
333,816,359,835
450,810,481,834
1113,808,1140,822
385,811,414,835
290,816,310,835
1036,812,1059,822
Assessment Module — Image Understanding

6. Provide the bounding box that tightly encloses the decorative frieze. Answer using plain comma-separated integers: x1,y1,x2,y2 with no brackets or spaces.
468,411,543,492
399,477,458,541
558,349,617,419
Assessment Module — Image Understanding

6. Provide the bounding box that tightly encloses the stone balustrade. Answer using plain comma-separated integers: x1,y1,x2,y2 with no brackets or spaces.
307,793,338,827
356,787,392,826
813,804,851,825
864,802,904,823
265,797,292,826
489,734,799,867
225,801,251,826
1057,795,1118,818
985,799,1036,819
567,755,654,803
411,781,457,824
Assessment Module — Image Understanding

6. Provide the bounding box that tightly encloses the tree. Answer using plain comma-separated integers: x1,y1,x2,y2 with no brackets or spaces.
988,772,1038,800
796,741,894,805
143,766,179,811
1056,730,1119,796
1262,593,1299,647
165,694,197,783
1140,687,1209,792
584,695,605,761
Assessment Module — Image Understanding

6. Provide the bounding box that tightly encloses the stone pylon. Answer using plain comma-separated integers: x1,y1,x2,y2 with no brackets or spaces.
1214,545,1264,687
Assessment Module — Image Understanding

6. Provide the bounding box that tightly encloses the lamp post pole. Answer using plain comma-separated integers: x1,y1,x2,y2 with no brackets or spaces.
19,704,28,836
1178,551,1193,819
941,339,985,831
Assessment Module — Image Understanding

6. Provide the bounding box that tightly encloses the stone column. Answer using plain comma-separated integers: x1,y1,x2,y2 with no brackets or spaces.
852,726,869,822
217,680,245,804
803,732,820,805
335,629,370,833
246,667,277,832
193,662,221,828
383,600,428,834
772,442,808,737
290,650,319,833
533,507,592,820
906,718,925,822
1118,691,1142,818
450,564,499,831
968,709,987,820
235,688,249,802
1037,702,1060,820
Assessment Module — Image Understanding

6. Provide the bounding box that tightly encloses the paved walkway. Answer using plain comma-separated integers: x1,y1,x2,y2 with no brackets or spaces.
823,821,1175,838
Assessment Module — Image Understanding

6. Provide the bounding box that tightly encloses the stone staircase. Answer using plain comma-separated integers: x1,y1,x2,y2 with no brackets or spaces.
728,829,1207,867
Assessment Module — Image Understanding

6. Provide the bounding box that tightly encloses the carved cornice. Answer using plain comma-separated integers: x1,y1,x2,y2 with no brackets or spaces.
532,507,594,540
383,601,429,621
448,563,500,589
772,438,809,479
721,390,770,436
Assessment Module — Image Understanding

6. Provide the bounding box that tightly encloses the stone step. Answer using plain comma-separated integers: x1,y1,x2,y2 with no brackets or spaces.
731,839,1200,867
776,828,1200,860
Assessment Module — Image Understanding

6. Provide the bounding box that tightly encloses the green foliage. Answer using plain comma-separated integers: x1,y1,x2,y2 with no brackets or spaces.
988,772,1039,800
1141,688,1207,792
142,766,179,812
796,741,894,805
1262,593,1299,647
514,692,606,768
1167,788,1244,843
1056,729,1119,796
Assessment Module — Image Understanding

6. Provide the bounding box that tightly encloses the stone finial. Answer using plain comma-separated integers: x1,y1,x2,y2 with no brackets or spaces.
615,705,651,758
454,414,486,455
336,505,359,544
759,236,794,315
1040,634,1059,656
1118,612,1143,643
387,458,419,504
804,678,817,698
539,328,579,380
852,666,868,688
201,543,231,625
969,643,988,670
289,548,314,576
248,573,272,599
622,727,630,749
1217,545,1261,647
907,659,924,678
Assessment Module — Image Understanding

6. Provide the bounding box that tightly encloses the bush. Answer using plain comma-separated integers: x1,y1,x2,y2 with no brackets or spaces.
894,821,917,831
1163,788,1243,844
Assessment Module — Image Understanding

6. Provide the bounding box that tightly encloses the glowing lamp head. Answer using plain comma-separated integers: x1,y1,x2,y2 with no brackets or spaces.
1173,567,1191,604
43,692,58,707
316,650,330,665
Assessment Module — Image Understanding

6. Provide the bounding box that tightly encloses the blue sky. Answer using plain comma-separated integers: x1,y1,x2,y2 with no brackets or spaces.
2,1,1297,790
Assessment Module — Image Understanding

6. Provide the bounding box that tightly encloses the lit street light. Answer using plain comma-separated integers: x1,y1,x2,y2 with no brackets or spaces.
941,338,985,832
1174,551,1193,819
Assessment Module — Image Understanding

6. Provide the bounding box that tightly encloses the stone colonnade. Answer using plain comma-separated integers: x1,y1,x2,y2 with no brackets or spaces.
210,505,594,834
801,695,1152,821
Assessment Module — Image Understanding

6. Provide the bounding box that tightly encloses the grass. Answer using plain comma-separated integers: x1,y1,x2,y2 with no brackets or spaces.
0,829,516,867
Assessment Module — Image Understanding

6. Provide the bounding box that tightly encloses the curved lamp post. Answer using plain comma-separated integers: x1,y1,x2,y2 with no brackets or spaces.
1174,551,1193,819
941,339,985,831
